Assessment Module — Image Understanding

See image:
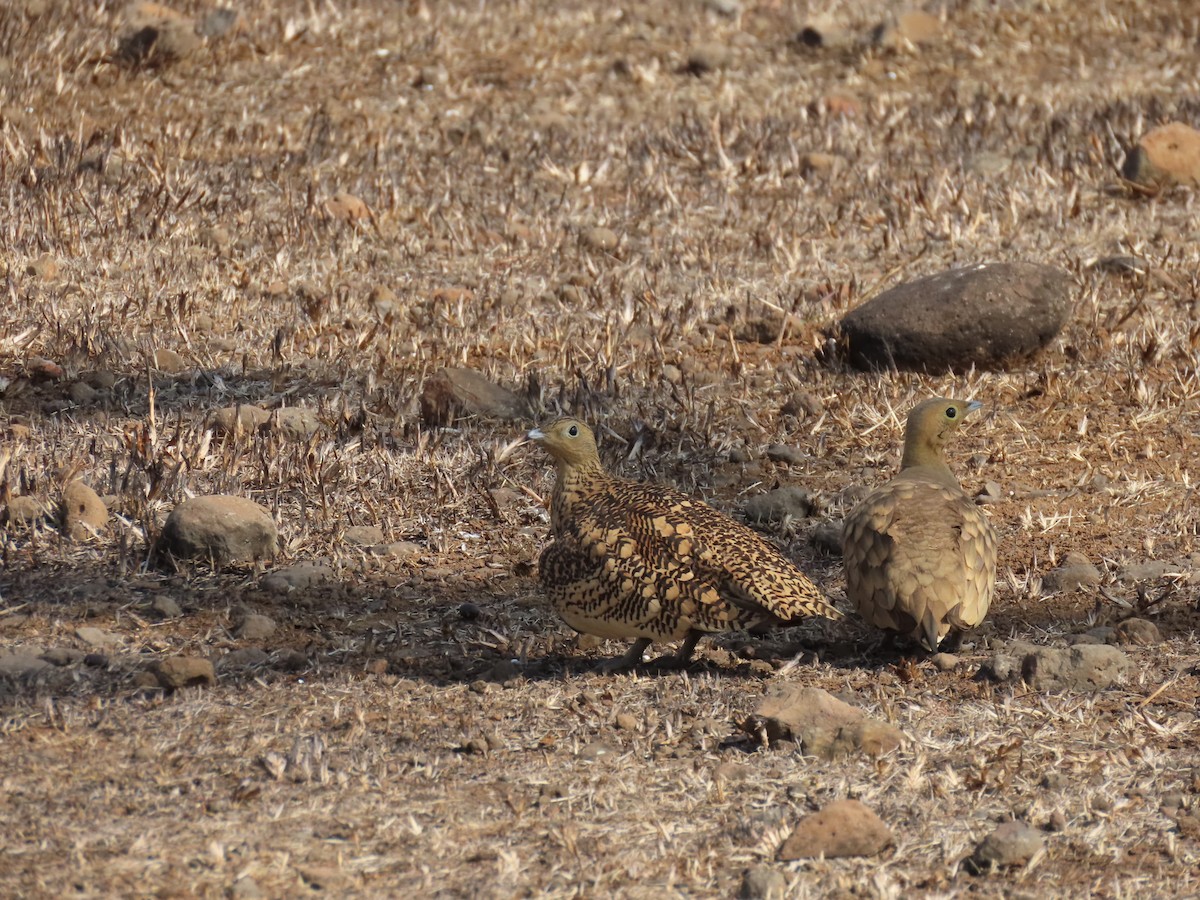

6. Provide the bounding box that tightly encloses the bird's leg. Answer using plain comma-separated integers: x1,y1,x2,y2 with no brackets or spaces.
938,629,965,654
673,630,704,665
595,638,652,674
648,630,705,669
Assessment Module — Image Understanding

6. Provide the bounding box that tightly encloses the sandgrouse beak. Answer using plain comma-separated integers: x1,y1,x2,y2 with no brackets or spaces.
965,400,983,414
527,428,546,441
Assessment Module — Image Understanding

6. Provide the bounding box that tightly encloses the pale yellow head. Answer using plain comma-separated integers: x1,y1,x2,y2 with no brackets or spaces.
900,397,982,474
528,417,602,470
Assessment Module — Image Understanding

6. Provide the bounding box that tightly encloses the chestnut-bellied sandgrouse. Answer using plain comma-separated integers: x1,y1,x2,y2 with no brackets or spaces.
841,398,997,652
528,417,842,670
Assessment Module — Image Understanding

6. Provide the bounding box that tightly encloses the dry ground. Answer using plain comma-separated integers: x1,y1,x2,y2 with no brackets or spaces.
2,0,1200,896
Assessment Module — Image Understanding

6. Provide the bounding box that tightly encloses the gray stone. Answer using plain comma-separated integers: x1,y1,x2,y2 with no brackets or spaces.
765,444,806,465
344,525,384,546
209,405,270,435
1043,552,1101,592
261,562,334,593
1117,560,1180,583
808,522,843,556
778,799,894,860
117,4,201,67
4,495,49,526
742,487,816,524
40,648,85,666
149,595,183,619
271,408,321,442
581,226,619,252
838,262,1072,372
930,652,961,671
235,613,276,641
743,685,904,759
1122,122,1200,188
968,821,1043,872
0,651,51,678
739,865,786,900
1111,618,1161,646
157,495,278,566
1020,644,1131,691
75,626,120,649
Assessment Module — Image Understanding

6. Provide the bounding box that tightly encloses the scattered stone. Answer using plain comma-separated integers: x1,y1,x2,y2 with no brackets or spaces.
808,522,842,557
1042,552,1101,592
780,390,823,417
40,648,84,667
459,602,481,621
117,2,201,67
271,407,321,442
231,875,264,900
1067,626,1114,646
153,656,216,689
419,367,529,426
85,370,118,390
686,42,732,75
1046,809,1067,832
966,152,1011,177
60,480,108,539
68,381,99,404
742,487,816,524
210,405,271,435
5,495,49,527
385,541,423,559
577,741,618,761
743,685,904,759
260,562,333,593
930,652,960,671
580,225,619,253
1111,617,1161,646
26,254,59,280
1122,122,1200,188
296,866,350,892
482,658,520,684
83,653,109,668
1117,560,1179,583
369,285,398,316
149,595,183,618
218,647,270,672
1091,255,1150,277
0,651,51,679
765,444,806,465
728,447,751,464
703,0,740,15
838,262,1072,372
967,821,1043,873
75,626,120,650
344,525,384,546
778,799,895,860
734,316,780,343
157,495,278,566
976,480,1004,504
739,865,786,900
153,348,188,374
365,658,389,675
984,643,1131,691
235,613,276,641
323,192,371,223
273,650,309,672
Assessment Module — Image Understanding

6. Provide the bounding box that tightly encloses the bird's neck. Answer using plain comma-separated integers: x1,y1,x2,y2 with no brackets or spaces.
550,459,605,530
899,451,960,490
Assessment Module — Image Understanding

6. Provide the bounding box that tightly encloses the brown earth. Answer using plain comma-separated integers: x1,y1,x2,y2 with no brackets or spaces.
2,0,1199,896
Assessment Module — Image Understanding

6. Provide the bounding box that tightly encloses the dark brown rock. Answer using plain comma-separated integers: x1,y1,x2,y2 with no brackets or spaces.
420,367,528,426
838,262,1072,372
157,495,278,566
778,799,894,860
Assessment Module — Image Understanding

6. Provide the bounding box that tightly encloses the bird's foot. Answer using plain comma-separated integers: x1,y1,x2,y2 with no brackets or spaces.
594,638,652,674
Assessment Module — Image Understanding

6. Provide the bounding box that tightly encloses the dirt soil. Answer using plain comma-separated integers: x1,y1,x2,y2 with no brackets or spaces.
2,0,1200,896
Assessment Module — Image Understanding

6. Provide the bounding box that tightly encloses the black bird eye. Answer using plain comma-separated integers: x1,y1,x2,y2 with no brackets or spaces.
568,424,579,436
945,407,956,419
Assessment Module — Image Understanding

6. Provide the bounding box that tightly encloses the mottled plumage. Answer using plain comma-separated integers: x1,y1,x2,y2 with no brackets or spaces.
842,398,998,652
529,418,841,668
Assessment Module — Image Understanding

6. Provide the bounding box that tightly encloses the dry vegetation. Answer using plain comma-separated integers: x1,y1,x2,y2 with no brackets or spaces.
2,0,1200,896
